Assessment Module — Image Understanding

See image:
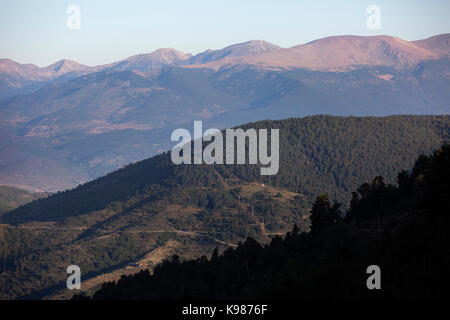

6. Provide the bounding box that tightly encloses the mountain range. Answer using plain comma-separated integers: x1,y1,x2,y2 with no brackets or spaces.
0,39,283,100
0,33,449,191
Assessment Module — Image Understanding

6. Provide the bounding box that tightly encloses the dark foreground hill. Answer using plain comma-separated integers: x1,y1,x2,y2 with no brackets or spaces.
0,115,449,299
79,143,450,300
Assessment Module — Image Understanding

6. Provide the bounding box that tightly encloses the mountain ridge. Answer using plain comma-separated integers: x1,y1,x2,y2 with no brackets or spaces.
188,34,449,71
412,33,450,56
185,40,281,65
2,33,448,89
98,48,193,73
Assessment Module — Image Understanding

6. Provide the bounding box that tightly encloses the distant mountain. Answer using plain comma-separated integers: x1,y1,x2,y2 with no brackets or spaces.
36,59,93,78
0,58,91,80
0,58,93,99
0,115,448,299
101,48,192,72
185,40,280,64
0,48,194,99
194,35,448,71
412,33,450,57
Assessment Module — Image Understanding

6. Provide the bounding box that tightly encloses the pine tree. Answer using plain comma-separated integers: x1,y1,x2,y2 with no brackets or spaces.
310,194,336,233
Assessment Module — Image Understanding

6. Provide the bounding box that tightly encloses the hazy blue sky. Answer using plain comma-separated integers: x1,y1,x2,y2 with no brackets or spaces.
1,0,449,66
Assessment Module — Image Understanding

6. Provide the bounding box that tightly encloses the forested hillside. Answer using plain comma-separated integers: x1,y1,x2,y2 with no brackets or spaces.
0,115,448,299
3,115,449,223
0,186,48,216
79,143,450,300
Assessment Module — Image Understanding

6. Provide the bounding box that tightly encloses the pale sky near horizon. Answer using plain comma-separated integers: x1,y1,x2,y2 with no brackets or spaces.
0,0,449,67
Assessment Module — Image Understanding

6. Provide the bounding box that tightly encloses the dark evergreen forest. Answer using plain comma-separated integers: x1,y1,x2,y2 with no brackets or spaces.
76,143,450,300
